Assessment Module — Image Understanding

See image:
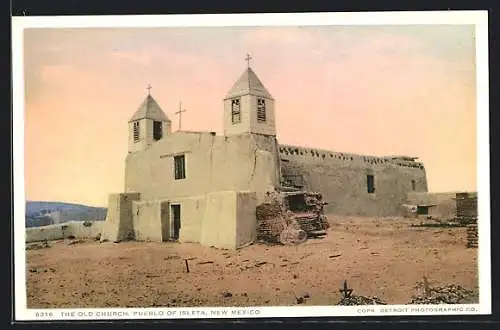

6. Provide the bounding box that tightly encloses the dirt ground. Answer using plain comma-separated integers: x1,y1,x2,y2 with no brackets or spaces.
26,215,479,308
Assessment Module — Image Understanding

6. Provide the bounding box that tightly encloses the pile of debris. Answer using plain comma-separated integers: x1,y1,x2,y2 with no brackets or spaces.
256,190,329,245
256,201,288,244
455,192,478,223
26,240,51,250
410,219,464,228
408,278,477,304
338,295,387,306
336,280,387,306
466,222,478,248
454,193,478,248
279,222,308,246
282,191,329,235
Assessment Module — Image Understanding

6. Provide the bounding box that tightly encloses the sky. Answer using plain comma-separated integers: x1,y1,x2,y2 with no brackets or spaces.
22,24,478,207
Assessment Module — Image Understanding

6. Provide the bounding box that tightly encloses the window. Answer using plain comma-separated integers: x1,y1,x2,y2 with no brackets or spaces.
133,121,140,142
411,180,416,191
367,174,375,193
231,98,241,124
153,121,163,141
174,155,186,180
417,206,429,215
257,98,266,122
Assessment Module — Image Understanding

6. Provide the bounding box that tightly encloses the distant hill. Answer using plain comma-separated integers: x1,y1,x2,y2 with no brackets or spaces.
26,201,107,228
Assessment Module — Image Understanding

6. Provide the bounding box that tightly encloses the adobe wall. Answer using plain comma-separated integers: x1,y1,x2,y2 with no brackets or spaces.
200,191,237,249
223,94,276,136
25,221,104,243
406,192,462,220
235,191,257,248
223,94,254,136
160,202,170,241
279,145,428,216
68,220,104,239
430,201,456,219
200,191,257,250
132,200,167,242
406,191,458,205
128,118,171,153
100,193,140,242
26,223,70,242
125,132,279,205
170,195,207,243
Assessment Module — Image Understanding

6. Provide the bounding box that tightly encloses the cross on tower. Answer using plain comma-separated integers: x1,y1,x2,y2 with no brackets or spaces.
245,53,252,68
147,84,152,95
175,102,187,131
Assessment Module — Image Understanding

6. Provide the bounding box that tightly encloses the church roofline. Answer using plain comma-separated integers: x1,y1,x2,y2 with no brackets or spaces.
129,94,171,123
382,155,420,161
171,130,216,135
279,143,423,165
128,116,172,123
223,92,275,101
225,66,273,100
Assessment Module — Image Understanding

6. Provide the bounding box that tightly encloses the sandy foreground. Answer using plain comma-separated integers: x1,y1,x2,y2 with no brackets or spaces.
26,215,478,308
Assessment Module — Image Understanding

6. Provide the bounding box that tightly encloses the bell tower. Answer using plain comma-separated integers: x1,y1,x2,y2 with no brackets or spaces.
223,54,276,137
128,85,172,153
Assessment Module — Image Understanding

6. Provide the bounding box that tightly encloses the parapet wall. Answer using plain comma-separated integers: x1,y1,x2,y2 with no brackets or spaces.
279,144,425,169
280,144,428,216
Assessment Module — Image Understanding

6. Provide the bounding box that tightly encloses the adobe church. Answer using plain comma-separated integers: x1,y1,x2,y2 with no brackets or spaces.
100,56,428,249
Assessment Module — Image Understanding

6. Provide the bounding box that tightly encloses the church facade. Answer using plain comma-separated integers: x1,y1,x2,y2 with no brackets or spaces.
100,61,428,249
